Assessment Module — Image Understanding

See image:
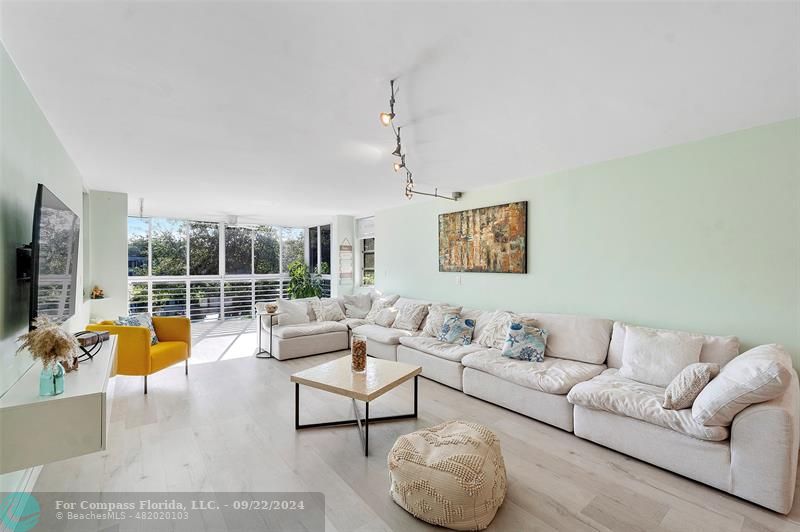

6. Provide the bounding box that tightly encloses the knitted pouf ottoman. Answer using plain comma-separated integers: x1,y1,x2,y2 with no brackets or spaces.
388,420,507,531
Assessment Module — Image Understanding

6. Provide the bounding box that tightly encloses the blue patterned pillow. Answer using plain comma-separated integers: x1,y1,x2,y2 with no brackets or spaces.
437,314,476,346
116,313,159,345
501,322,548,362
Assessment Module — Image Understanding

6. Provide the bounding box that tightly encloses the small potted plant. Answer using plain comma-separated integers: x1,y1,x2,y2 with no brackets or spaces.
17,316,79,396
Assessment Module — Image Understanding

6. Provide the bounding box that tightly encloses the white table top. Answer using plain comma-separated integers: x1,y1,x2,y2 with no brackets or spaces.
290,355,421,402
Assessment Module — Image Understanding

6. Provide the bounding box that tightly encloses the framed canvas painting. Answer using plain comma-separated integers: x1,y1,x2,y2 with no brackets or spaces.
438,201,527,273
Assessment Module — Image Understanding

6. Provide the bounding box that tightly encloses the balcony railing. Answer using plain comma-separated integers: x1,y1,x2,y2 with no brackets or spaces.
128,274,332,321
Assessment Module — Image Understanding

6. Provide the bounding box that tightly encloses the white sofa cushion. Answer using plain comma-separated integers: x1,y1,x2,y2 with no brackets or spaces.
339,317,368,329
693,344,794,427
618,325,704,387
276,299,311,326
352,323,417,345
519,312,613,365
567,369,729,441
272,320,348,339
365,296,396,322
461,349,606,395
476,310,518,349
462,308,492,340
374,307,398,327
392,302,429,331
607,321,740,369
398,336,485,362
342,293,371,317
310,298,346,322
422,304,463,337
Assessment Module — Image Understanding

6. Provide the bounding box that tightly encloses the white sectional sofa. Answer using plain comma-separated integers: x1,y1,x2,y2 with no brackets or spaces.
261,293,800,513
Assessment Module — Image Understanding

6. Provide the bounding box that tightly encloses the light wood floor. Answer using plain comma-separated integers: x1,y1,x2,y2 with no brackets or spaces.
35,320,800,531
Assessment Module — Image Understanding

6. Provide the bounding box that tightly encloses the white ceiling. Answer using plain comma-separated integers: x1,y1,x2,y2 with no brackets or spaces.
2,1,798,226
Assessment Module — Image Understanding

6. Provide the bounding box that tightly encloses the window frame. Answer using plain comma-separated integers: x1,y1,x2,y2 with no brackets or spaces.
361,237,375,287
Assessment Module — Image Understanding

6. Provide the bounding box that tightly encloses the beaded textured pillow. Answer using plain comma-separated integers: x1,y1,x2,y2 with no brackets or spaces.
437,315,476,346
663,362,720,410
501,322,548,362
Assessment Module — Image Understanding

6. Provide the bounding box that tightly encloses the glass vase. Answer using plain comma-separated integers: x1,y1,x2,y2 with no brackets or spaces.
39,362,65,396
351,334,367,373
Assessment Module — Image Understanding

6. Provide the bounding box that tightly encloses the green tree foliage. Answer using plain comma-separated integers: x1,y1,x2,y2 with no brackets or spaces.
254,225,279,274
189,222,219,275
151,220,187,275
281,228,304,272
225,226,252,274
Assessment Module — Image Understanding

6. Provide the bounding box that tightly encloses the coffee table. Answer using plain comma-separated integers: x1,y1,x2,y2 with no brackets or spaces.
290,356,421,456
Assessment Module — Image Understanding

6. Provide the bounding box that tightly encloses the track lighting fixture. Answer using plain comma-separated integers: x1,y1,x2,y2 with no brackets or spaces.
379,80,397,126
394,154,406,172
379,79,460,201
392,127,402,157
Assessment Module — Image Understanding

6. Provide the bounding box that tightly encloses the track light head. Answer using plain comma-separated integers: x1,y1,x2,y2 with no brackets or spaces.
392,126,402,156
393,154,406,172
380,112,395,126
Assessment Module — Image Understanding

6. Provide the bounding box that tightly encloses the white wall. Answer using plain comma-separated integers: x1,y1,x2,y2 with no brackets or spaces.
88,190,128,321
375,119,800,364
0,43,89,490
330,215,355,297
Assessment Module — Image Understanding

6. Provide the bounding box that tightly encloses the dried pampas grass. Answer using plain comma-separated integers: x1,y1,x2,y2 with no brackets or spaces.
17,316,79,369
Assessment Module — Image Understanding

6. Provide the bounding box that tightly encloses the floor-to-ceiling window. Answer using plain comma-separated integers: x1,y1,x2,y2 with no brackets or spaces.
307,224,331,295
357,217,375,286
126,217,327,321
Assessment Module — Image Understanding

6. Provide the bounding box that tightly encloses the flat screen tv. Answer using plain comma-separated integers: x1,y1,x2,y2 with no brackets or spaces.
29,184,80,328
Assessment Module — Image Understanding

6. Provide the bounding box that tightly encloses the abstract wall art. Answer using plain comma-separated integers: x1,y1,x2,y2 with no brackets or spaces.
438,201,527,273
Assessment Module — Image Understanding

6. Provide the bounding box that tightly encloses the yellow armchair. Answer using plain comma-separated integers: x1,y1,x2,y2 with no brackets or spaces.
87,316,191,394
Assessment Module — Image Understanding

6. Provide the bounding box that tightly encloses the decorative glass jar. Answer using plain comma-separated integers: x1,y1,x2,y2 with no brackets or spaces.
39,362,65,396
351,334,367,373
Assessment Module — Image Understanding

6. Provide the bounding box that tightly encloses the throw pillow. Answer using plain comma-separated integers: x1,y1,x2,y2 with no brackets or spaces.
300,296,322,321
311,298,346,322
618,325,704,387
501,322,548,362
343,293,371,318
116,314,158,345
477,310,519,349
276,299,311,326
393,303,430,331
344,304,369,319
422,304,463,337
437,315,476,346
374,307,398,327
662,362,720,410
692,344,793,426
365,297,395,323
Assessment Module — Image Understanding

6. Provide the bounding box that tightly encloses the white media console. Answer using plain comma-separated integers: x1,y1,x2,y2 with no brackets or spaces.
0,335,117,474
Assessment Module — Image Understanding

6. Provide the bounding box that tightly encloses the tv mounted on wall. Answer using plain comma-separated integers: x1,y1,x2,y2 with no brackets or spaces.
26,184,81,329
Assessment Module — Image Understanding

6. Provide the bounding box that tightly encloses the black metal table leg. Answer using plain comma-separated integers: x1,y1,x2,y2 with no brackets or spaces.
364,402,369,456
414,375,418,417
294,377,418,456
294,383,300,429
256,313,275,358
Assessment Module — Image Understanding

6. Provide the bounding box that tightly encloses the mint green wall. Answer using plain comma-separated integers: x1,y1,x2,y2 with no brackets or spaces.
376,119,800,365
0,43,90,489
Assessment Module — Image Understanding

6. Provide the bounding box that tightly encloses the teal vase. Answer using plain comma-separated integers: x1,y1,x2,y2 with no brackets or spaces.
39,362,65,396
